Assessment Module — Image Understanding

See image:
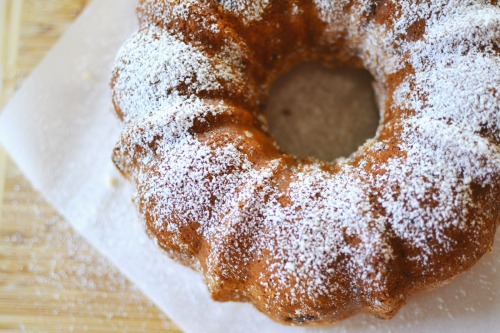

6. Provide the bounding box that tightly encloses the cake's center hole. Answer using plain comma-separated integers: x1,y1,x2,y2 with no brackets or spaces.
265,62,380,161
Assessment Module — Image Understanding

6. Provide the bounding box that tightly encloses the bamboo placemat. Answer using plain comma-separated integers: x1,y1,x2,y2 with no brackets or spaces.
0,1,182,332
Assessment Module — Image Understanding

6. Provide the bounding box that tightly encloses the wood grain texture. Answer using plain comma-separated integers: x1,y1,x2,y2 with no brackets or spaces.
0,1,183,332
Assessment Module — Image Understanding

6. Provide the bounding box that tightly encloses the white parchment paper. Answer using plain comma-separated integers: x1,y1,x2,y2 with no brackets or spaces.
0,0,498,332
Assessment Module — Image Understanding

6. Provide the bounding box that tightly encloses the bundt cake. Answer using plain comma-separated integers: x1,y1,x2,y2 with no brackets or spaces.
111,0,500,325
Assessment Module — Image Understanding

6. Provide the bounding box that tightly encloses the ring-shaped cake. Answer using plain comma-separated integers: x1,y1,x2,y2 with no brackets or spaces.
111,0,500,325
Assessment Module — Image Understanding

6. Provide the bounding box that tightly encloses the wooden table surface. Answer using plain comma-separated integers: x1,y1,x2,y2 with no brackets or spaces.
0,1,183,332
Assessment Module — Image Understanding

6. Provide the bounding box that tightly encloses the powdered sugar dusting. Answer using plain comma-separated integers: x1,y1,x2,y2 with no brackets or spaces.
113,25,244,122
216,0,271,24
112,0,499,324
